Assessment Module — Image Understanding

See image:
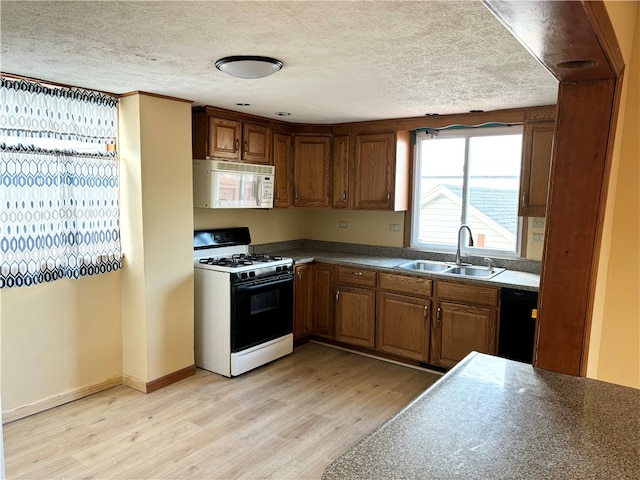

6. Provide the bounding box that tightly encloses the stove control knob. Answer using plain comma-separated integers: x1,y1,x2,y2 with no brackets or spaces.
276,266,282,272
241,273,248,279
249,271,256,278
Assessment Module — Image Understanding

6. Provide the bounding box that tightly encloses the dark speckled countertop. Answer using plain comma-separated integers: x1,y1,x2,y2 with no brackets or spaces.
322,352,640,480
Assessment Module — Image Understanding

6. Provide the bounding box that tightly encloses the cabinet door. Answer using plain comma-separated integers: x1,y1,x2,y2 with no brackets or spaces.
209,117,241,160
312,264,335,338
431,301,497,369
354,132,395,209
335,286,376,348
242,123,269,164
519,121,554,217
293,136,331,207
332,135,350,208
377,292,430,361
294,264,313,340
272,133,293,208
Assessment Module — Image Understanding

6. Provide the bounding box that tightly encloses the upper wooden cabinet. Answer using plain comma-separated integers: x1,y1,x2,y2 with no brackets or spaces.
332,135,350,208
241,122,270,164
519,108,556,217
192,108,270,164
293,135,331,208
272,132,293,208
353,131,410,211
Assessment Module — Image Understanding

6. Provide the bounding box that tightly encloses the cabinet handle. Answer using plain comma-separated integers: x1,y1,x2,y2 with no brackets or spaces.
336,291,340,302
522,192,528,207
436,307,441,325
352,271,362,276
423,305,429,319
235,138,240,152
294,189,298,200
387,191,391,204
297,271,301,280
342,190,347,201
244,140,248,154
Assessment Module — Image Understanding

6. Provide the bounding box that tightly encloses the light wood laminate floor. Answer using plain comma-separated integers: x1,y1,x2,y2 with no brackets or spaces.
4,343,440,479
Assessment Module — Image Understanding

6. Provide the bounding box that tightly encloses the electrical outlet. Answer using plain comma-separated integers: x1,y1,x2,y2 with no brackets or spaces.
339,221,348,228
533,233,544,242
390,224,400,232
532,217,545,228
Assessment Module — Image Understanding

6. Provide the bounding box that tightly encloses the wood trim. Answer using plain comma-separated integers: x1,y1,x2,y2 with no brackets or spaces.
396,107,528,132
525,106,557,123
483,1,614,81
145,365,196,394
290,124,333,135
195,105,269,125
119,90,193,103
581,69,626,375
536,79,617,375
484,0,624,377
403,132,416,247
332,119,400,135
583,1,626,77
2,375,122,424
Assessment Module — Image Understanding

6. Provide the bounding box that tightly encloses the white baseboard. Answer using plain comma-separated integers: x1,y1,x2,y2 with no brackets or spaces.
2,374,122,424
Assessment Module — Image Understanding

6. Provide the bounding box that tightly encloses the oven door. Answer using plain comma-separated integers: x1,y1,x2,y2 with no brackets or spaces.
231,274,294,352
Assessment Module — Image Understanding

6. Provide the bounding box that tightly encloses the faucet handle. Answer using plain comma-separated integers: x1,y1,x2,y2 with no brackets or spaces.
484,257,493,270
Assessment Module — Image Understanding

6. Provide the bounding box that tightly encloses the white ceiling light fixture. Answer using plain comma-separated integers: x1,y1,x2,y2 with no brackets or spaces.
215,56,283,79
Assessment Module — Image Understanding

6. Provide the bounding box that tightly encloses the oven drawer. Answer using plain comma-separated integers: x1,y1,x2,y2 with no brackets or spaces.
337,266,377,287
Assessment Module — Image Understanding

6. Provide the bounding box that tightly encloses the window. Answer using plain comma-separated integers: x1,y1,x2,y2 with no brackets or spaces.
411,125,524,258
0,76,122,288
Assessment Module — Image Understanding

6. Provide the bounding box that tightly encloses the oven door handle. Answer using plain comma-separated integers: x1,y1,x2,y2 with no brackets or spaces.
234,276,293,292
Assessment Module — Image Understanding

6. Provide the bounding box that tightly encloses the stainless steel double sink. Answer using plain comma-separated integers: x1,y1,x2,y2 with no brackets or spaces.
396,260,505,279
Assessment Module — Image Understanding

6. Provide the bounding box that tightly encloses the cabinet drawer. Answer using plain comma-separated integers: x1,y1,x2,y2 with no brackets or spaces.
337,267,377,287
436,281,499,308
379,273,432,297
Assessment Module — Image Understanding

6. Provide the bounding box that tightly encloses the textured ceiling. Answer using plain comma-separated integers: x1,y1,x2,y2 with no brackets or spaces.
0,1,558,124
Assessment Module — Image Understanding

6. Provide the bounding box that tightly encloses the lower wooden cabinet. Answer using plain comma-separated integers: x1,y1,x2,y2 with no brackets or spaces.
294,264,313,339
335,286,376,348
312,263,335,339
430,301,497,369
377,292,430,362
303,263,500,371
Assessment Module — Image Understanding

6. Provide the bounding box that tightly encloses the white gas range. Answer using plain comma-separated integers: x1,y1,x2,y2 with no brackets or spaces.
193,228,294,377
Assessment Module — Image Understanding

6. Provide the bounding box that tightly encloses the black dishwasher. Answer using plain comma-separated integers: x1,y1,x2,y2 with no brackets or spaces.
498,288,538,364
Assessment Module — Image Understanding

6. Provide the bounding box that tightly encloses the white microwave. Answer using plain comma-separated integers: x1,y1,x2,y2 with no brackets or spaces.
193,159,275,209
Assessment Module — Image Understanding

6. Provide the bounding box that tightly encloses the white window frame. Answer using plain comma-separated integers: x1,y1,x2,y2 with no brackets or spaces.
410,125,524,259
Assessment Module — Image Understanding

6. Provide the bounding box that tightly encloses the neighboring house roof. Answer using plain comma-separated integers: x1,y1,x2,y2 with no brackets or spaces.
427,184,519,234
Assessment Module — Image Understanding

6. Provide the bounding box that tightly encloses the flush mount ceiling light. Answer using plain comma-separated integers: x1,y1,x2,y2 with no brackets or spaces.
215,56,283,79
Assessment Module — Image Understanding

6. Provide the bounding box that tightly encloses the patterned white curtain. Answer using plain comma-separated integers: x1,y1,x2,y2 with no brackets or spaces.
0,77,122,288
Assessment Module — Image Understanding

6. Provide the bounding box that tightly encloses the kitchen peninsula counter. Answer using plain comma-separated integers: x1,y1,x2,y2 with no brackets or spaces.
260,247,540,291
321,352,640,480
